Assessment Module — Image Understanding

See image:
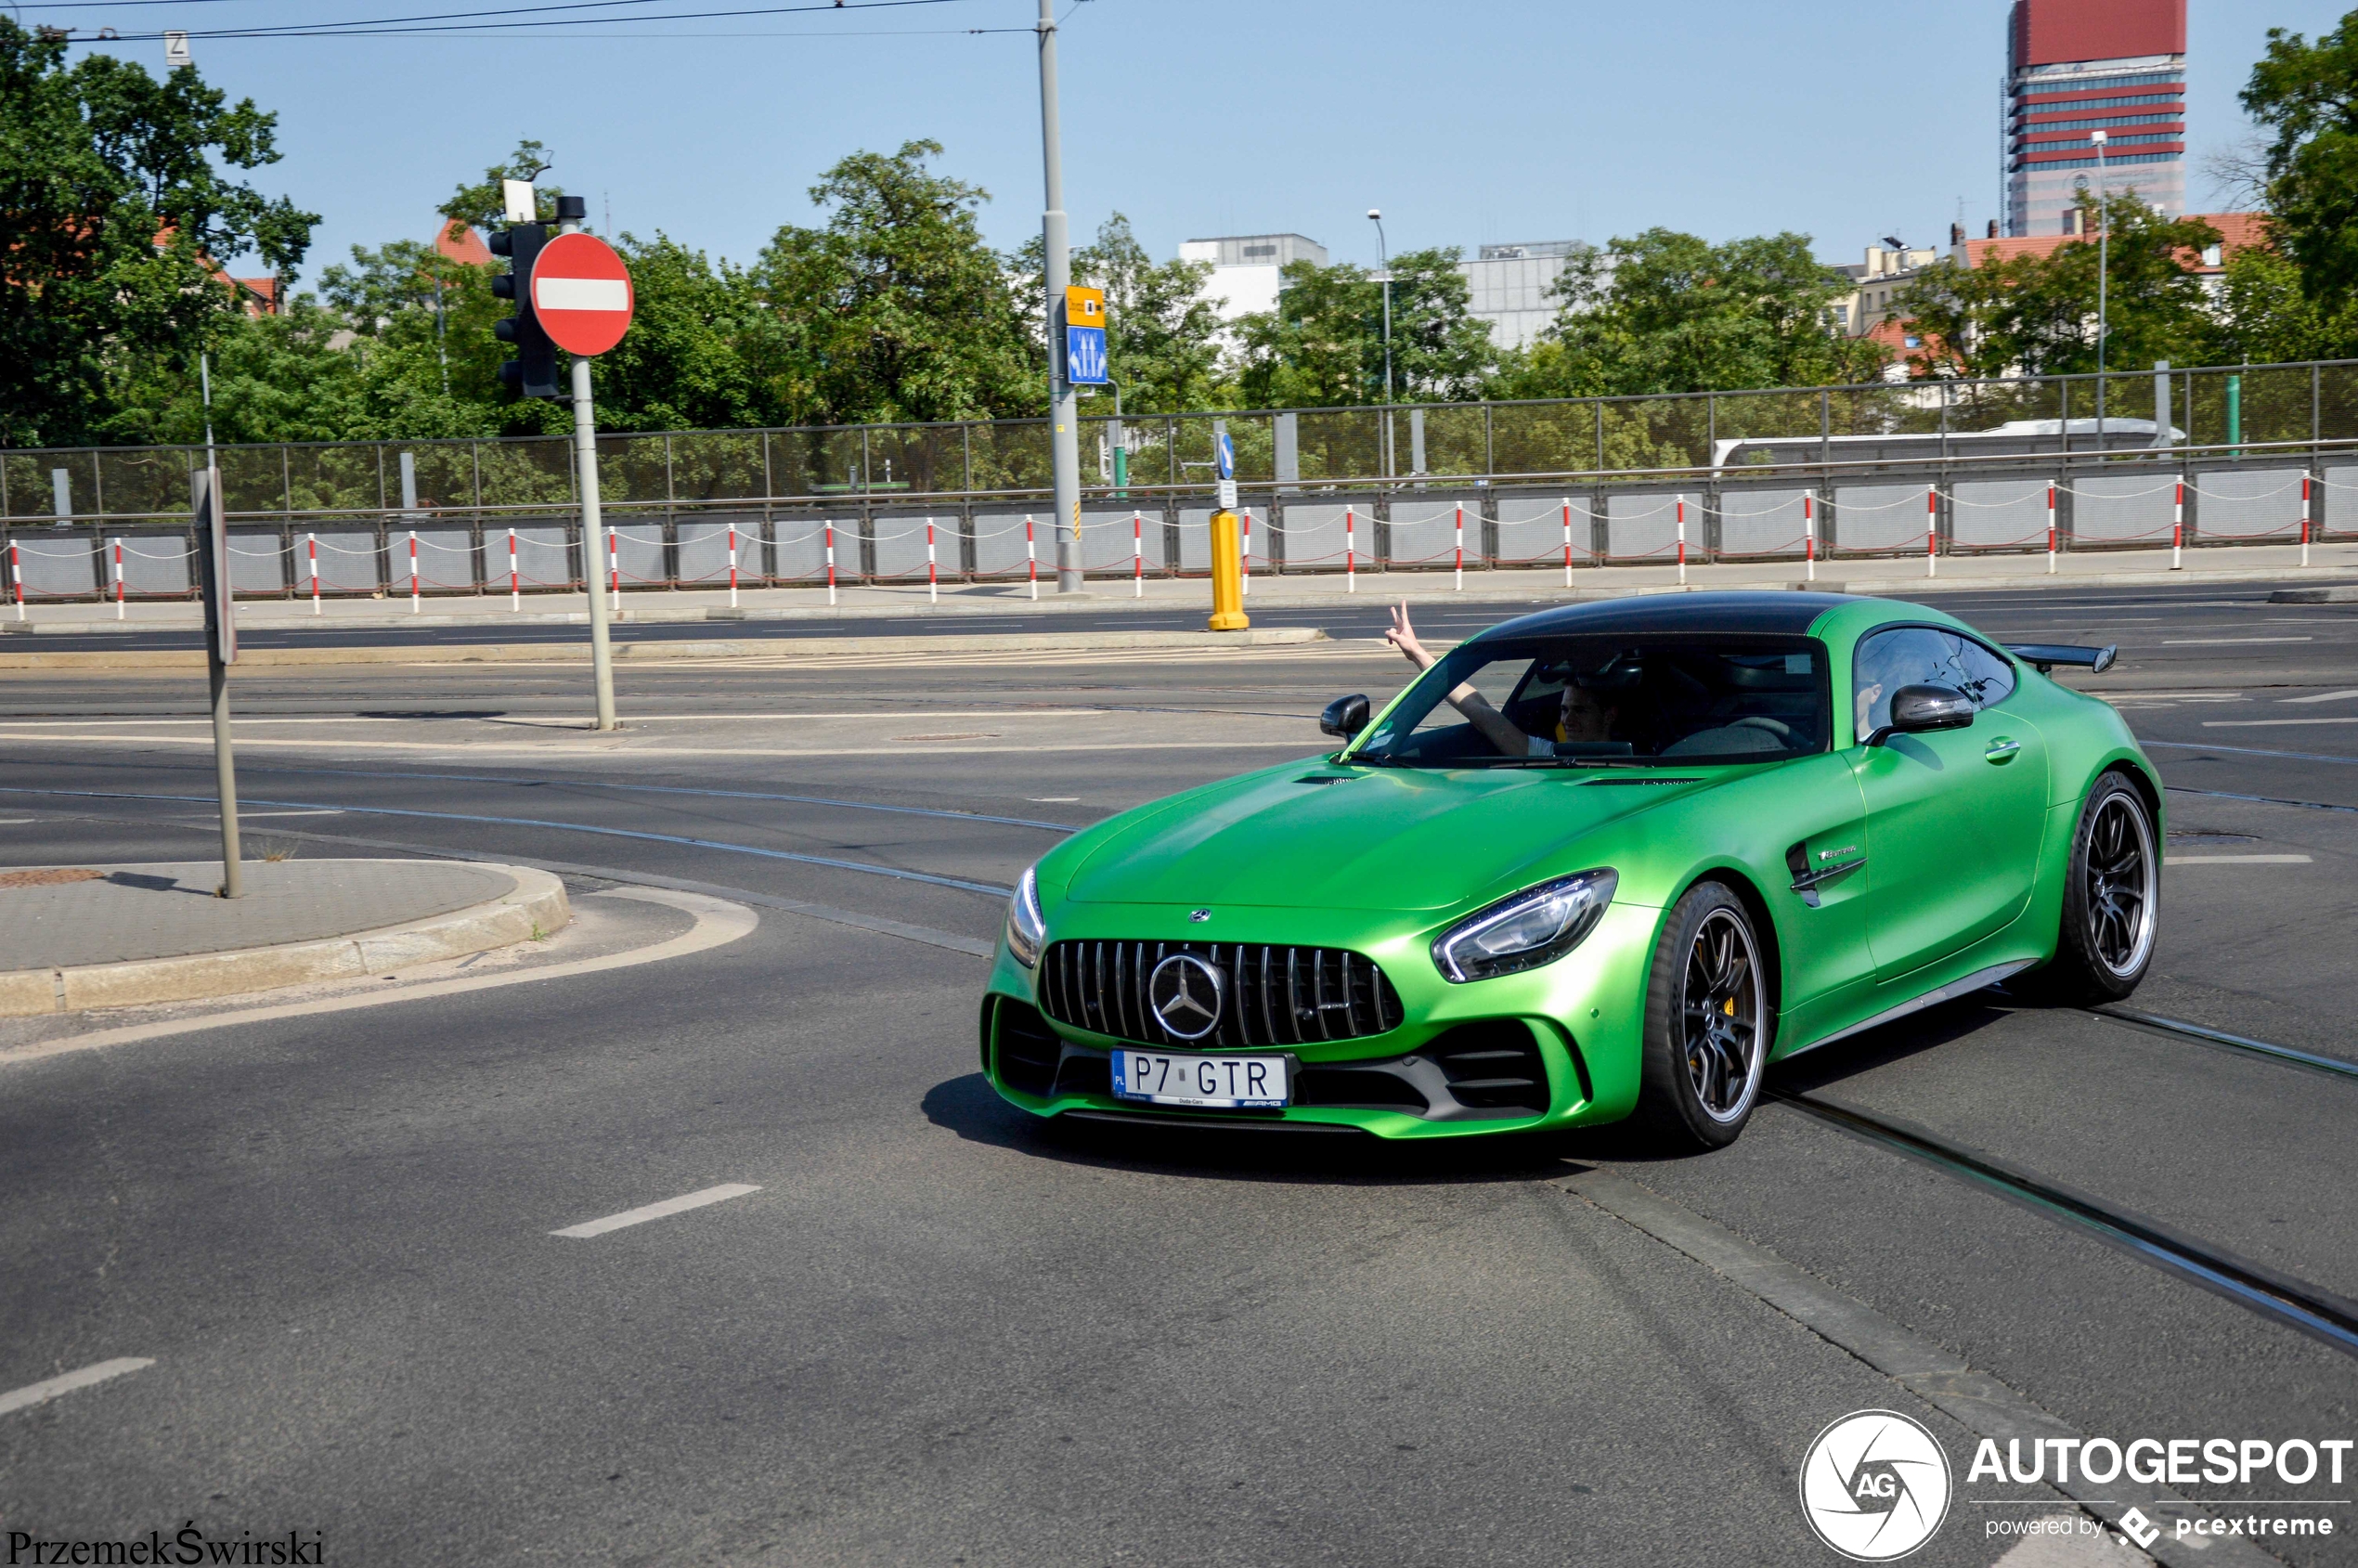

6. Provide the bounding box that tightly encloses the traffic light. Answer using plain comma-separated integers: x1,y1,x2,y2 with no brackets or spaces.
488,221,562,399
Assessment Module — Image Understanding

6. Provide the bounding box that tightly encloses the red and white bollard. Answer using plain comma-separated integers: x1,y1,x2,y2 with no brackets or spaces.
1241,509,1252,597
507,525,519,611
8,539,22,621
608,529,619,610
1025,514,1038,601
1924,486,1938,578
309,531,321,614
1803,490,1817,581
2303,473,2314,568
1676,497,1687,586
2046,483,2057,574
824,520,837,606
926,516,939,605
1132,510,1143,599
112,538,123,619
1345,505,1357,593
1561,499,1574,587
2171,477,2185,570
1453,501,1465,591
408,528,420,612
728,521,741,607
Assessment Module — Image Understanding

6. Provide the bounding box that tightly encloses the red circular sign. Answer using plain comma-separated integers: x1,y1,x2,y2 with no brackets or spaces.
531,232,634,356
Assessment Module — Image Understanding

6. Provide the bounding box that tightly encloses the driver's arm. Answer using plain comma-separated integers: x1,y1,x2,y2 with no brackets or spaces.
1385,602,1535,758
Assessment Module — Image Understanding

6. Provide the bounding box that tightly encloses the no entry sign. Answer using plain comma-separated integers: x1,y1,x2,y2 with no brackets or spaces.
531,232,634,356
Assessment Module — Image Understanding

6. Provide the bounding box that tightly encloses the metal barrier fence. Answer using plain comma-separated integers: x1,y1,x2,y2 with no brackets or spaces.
4,445,2342,607
3,358,2354,603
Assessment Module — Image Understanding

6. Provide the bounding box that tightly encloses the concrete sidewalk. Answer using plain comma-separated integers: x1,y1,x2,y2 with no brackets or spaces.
6,539,2356,635
0,859,570,1015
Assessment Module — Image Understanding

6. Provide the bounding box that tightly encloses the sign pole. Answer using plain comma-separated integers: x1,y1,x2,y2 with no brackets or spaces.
571,352,616,732
191,466,243,899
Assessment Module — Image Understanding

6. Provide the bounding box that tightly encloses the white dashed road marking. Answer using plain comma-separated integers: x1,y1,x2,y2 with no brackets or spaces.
551,1184,762,1239
0,1358,155,1417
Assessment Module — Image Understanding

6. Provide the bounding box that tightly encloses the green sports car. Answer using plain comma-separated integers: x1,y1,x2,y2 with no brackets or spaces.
978,591,2158,1148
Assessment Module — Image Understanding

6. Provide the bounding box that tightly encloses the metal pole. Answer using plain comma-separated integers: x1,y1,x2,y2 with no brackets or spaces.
192,467,241,899
2092,133,2108,433
1370,212,1393,478
562,211,618,731
1036,0,1082,593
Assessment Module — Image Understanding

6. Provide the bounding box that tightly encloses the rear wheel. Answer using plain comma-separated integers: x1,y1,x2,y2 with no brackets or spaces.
2030,771,2158,1004
1637,883,1769,1150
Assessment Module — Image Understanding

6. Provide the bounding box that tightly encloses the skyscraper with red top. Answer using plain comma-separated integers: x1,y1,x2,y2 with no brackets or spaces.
2004,0,2185,236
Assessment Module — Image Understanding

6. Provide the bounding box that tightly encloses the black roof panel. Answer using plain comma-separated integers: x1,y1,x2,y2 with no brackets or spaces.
1472,591,1859,641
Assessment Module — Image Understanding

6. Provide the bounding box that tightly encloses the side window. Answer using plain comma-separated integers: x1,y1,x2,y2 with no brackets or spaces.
1852,627,2016,739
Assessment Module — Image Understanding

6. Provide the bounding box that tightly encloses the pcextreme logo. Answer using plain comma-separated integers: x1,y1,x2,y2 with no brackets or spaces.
1799,1409,1954,1561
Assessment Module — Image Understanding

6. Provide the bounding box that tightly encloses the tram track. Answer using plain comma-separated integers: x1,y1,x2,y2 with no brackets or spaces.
1768,1002,2358,1360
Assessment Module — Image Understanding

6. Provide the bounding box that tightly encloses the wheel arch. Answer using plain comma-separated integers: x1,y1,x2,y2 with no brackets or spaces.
1675,863,1785,1022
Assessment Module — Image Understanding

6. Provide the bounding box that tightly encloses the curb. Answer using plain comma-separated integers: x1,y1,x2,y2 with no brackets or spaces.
0,625,1327,671
0,863,571,1017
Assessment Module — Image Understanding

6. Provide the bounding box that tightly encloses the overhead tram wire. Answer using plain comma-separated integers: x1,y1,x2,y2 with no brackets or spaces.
32,0,986,42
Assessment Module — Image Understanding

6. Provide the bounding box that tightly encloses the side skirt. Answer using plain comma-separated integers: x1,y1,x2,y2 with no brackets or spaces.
1776,960,2037,1059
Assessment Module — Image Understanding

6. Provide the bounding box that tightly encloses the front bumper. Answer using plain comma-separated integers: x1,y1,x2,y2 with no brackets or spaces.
978,900,1661,1139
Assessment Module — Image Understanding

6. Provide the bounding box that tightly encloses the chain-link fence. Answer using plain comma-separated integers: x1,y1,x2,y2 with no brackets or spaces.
6,360,2354,601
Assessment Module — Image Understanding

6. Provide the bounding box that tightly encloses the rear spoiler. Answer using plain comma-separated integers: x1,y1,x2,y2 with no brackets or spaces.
2006,642,2118,674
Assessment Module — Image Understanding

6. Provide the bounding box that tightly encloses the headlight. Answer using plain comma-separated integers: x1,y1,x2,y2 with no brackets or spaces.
1005,865,1046,967
1432,869,1617,983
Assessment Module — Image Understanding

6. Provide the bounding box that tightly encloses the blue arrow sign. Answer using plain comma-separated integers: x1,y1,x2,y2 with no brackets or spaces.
1215,430,1235,480
1065,324,1108,385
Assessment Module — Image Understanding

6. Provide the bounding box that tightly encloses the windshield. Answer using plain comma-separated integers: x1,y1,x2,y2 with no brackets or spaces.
1349,635,1830,768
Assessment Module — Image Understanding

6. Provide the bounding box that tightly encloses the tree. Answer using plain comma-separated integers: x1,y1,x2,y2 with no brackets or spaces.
750,140,1035,425
0,20,317,446
1233,247,1495,408
2242,14,2358,304
439,138,566,232
1504,229,1883,398
1071,214,1223,414
582,235,774,433
1890,193,2222,379
2199,240,2357,364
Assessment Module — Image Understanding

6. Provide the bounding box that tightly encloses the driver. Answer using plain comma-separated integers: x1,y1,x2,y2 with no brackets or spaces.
1384,602,1618,758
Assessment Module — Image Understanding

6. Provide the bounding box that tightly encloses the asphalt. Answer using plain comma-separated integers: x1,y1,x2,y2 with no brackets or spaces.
2,576,2355,1566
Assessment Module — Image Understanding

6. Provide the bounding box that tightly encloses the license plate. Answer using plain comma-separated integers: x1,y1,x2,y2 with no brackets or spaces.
1111,1049,1290,1109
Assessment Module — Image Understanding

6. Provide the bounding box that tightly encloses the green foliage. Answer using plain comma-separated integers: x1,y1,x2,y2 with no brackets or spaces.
1501,229,1884,400
1233,247,1495,408
2242,15,2358,304
587,235,775,432
439,138,565,231
2201,238,2358,363
1891,193,2222,378
750,139,1036,425
1074,214,1224,414
0,19,318,446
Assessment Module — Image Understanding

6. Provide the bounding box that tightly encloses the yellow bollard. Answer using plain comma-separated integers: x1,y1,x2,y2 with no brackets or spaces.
1208,509,1249,630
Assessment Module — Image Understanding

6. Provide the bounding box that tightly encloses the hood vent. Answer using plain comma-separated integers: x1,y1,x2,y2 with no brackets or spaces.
1580,776,1701,786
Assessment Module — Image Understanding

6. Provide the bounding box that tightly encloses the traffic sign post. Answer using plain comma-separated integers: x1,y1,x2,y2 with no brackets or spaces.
1064,284,1108,388
1207,425,1246,631
501,196,638,732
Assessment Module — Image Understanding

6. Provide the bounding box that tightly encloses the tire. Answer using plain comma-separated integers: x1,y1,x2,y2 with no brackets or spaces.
1637,882,1772,1150
2028,771,2159,1004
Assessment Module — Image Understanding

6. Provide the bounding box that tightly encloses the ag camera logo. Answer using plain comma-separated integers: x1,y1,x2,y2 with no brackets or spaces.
1800,1409,1953,1561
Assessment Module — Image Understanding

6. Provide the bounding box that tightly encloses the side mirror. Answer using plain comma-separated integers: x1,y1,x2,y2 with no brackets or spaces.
1872,684,1976,745
1319,693,1370,739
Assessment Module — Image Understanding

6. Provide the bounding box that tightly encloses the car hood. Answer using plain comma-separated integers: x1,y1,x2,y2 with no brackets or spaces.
1059,763,1711,912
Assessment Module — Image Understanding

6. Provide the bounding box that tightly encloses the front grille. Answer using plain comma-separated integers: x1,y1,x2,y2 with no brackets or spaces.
1423,1021,1549,1113
1037,940,1405,1050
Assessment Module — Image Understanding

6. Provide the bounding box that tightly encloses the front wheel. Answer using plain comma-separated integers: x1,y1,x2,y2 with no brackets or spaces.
2030,771,2158,1004
1637,883,1771,1150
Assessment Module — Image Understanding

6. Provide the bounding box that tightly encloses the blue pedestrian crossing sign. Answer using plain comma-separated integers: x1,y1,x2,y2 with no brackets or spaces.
1064,285,1108,385
1215,430,1235,480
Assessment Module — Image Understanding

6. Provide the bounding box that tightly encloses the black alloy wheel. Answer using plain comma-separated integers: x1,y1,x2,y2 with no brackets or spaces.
2028,770,2158,1004
1638,882,1771,1150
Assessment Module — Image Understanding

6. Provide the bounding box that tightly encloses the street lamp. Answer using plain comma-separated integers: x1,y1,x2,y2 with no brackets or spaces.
2091,128,2108,434
1368,208,1393,477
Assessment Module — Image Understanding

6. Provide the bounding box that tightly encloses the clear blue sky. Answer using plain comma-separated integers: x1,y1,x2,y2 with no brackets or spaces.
27,0,2351,288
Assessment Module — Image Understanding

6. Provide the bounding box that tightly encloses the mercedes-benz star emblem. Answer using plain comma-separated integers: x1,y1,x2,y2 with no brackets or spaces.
1188,909,1211,923
1147,953,1225,1042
